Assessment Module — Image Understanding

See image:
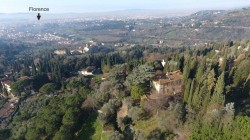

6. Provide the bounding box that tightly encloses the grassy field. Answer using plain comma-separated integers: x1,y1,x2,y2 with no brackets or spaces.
133,116,158,138
76,112,112,140
91,120,112,140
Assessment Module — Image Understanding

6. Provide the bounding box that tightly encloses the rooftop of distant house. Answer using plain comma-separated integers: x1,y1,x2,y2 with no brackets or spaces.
80,66,96,72
1,79,12,86
153,70,183,85
102,73,111,80
0,97,18,119
18,76,31,81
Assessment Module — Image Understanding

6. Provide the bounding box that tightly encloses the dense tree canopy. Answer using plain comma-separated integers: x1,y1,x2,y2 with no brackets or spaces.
39,83,60,94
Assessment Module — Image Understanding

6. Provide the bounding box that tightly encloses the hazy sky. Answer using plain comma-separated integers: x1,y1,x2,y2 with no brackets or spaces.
0,0,250,13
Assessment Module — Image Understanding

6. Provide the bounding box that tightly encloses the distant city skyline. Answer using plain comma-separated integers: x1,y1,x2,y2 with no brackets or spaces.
0,0,250,13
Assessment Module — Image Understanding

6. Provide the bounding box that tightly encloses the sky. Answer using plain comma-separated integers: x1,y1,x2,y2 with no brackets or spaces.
0,0,250,13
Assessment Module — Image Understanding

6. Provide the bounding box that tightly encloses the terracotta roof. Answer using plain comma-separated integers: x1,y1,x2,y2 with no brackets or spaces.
1,79,12,86
157,78,182,85
18,76,31,80
234,54,245,62
0,102,14,118
102,73,111,79
153,70,183,85
80,66,96,72
117,102,128,118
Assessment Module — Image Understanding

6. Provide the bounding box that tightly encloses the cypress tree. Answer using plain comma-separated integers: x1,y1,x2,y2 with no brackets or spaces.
211,72,225,105
220,56,227,72
184,79,192,103
31,63,37,76
243,73,250,95
188,79,195,104
200,82,210,110
192,74,207,109
190,58,198,78
207,69,216,94
107,57,111,68
183,56,191,84
164,60,169,73
192,83,201,108
195,70,215,110
179,55,185,72
195,57,206,82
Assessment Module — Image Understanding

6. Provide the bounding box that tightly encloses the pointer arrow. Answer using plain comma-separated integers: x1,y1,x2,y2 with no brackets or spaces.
37,13,41,20
161,59,166,67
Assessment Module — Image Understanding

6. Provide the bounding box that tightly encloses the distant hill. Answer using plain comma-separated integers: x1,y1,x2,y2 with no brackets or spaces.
162,8,250,44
